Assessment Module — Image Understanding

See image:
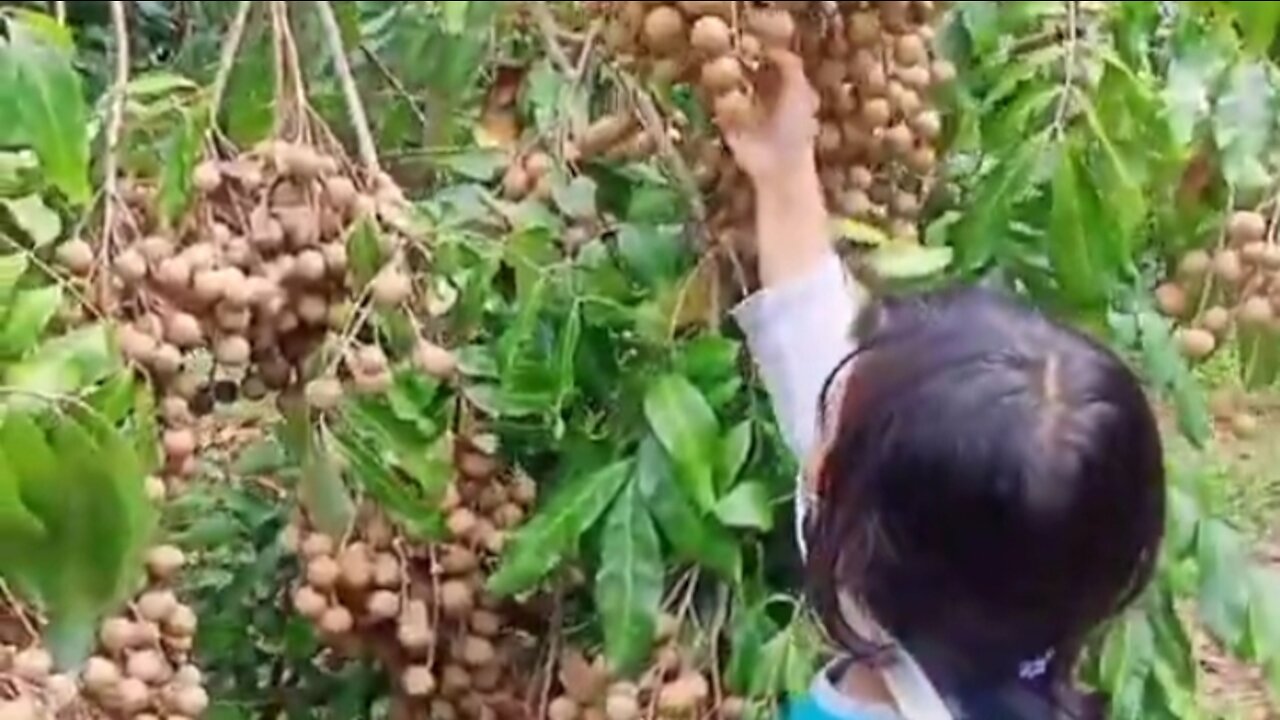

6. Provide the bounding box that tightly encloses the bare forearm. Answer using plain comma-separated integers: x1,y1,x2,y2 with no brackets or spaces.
752,161,832,287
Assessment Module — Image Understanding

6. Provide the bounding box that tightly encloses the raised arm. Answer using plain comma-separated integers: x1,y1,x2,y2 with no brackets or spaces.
724,52,865,466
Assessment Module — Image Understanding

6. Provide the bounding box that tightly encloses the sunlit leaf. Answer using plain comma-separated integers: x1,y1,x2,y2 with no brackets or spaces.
1047,147,1107,308
553,175,598,220
348,217,385,289
1099,612,1156,720
714,481,774,532
1213,62,1274,192
126,71,199,99
4,16,90,204
953,142,1041,270
1,195,60,246
1197,520,1251,650
717,421,752,492
0,254,29,303
595,479,663,677
0,286,62,358
1162,44,1225,149
637,437,740,581
157,110,204,225
489,460,633,596
866,243,954,280
644,375,719,512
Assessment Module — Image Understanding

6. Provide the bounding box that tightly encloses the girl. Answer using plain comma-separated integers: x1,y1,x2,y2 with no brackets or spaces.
725,52,1165,720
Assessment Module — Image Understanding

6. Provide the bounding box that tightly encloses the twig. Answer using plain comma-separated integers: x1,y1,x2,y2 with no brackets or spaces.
360,44,430,133
99,1,130,310
211,1,255,127
536,590,565,717
625,74,708,223
1050,0,1079,138
0,580,39,641
315,0,380,173
528,3,575,76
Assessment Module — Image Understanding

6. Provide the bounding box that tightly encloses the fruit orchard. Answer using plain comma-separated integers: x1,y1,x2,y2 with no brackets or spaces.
0,1,1279,719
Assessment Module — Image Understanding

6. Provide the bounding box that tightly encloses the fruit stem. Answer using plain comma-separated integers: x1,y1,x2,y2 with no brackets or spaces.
315,0,381,174
210,1,256,128
99,0,131,311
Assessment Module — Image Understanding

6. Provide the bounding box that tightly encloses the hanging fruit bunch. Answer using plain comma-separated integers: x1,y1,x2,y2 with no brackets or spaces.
583,1,954,250
1158,208,1280,365
283,437,543,720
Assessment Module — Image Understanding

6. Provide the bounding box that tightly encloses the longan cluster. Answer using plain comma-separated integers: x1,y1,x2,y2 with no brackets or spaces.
591,1,953,247
0,545,206,720
1158,209,1280,363
285,438,540,719
545,617,746,720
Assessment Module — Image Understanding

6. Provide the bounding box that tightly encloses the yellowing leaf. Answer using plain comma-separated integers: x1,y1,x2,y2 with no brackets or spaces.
2,195,60,246
832,217,890,246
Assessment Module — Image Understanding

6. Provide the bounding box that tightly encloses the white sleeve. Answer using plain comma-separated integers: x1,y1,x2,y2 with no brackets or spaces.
731,251,866,463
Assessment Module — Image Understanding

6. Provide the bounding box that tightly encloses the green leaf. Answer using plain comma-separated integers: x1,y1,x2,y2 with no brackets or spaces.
126,71,199,99
953,142,1041,270
717,421,752,492
293,416,355,538
2,195,60,246
616,223,684,287
1099,612,1156,720
1230,1,1280,55
333,424,444,542
4,19,90,204
524,60,566,136
866,243,954,280
643,375,719,512
727,598,781,694
0,285,61,358
553,175,598,220
347,217,385,289
0,253,30,302
637,437,741,581
595,479,664,677
1162,45,1225,148
1197,520,1251,650
1213,62,1274,192
488,460,634,596
714,481,774,532
1047,147,1106,308
157,110,204,225
1247,569,1280,667
442,1,470,34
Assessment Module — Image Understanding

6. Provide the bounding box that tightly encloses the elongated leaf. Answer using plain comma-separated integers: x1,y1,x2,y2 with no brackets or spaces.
953,142,1041,270
293,415,355,538
489,460,634,596
717,421,752,492
727,598,781,694
126,71,199,99
644,375,719,512
333,424,444,541
595,479,663,677
0,254,30,302
5,21,90,204
1048,148,1106,308
1162,45,1225,148
1230,1,1280,55
638,437,741,581
715,481,774,532
867,243,954,280
1197,520,1251,649
2,195,60,246
0,285,62,358
1099,612,1156,720
1247,569,1280,668
157,110,204,225
1213,62,1273,191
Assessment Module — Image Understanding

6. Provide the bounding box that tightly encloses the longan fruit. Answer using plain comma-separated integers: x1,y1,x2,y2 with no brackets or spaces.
415,339,458,379
713,89,754,129
126,649,170,685
169,685,210,717
12,647,51,682
1243,240,1269,265
895,33,929,66
163,428,197,461
367,590,400,621
215,335,251,366
1178,250,1212,280
907,145,938,174
116,677,152,714
461,636,497,667
745,7,794,46
293,586,328,622
173,664,203,688
441,580,475,618
151,344,184,377
372,268,412,307
911,110,943,140
83,656,122,694
1213,249,1245,284
1228,210,1267,244
861,98,892,128
320,605,355,635
373,553,402,588
354,345,389,376
720,697,748,720
1240,296,1273,327
305,377,344,411
338,544,374,590
700,55,743,94
642,6,685,53
166,604,198,638
502,165,532,200
1232,412,1259,437
606,693,641,720
548,697,581,720
302,533,336,559
193,160,222,193
295,249,328,283
397,619,435,654
307,555,341,590
677,0,732,17
441,546,480,575
324,176,358,210
166,312,203,348
56,238,94,275
885,124,914,155
1155,283,1189,318
847,12,881,45
138,590,178,624
100,617,137,654
930,59,957,85
1176,328,1216,360
403,665,437,698
690,16,732,54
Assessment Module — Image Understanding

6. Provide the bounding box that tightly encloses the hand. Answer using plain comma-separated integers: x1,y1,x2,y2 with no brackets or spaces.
721,50,821,183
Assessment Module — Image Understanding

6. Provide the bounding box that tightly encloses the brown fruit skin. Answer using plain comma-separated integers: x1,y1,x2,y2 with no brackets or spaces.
56,239,94,274
1239,296,1274,327
745,8,795,47
1155,283,1189,318
502,165,532,200
415,340,458,379
1228,210,1268,244
1176,328,1217,360
1201,306,1232,335
714,90,754,129
548,698,581,720
193,160,222,193
1213,249,1245,284
1231,412,1259,437
700,55,743,94
895,33,930,66
861,98,892,128
642,6,685,54
1178,250,1212,280
690,16,732,54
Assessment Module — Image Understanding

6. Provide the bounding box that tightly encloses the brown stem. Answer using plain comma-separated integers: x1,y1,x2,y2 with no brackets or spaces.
211,1,256,127
99,1,130,311
315,0,381,173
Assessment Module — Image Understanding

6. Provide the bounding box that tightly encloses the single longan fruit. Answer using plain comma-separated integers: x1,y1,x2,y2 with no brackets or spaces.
642,6,685,54
847,12,881,45
415,340,458,379
193,160,222,193
83,656,122,694
714,89,754,129
126,649,170,684
1178,250,1212,280
745,8,794,47
166,312,203,348
138,590,178,623
320,605,355,635
306,377,344,411
307,555,341,590
1232,412,1259,437
700,56,743,94
354,345,389,376
116,677,152,714
138,233,175,263
548,697,581,720
295,249,328,283
895,33,929,66
56,239,94,275
324,176,358,210
170,685,210,717
151,344,184,377
403,665,437,698
1243,240,1269,265
1176,328,1216,360
885,124,914,155
12,647,52,682
911,110,943,140
605,693,641,720
146,545,187,582
100,617,137,654
397,620,435,654
372,268,412,307
461,636,496,667
1229,210,1268,244
1213,249,1245,284
113,247,149,283
441,546,480,575
441,580,475,618
166,604,198,637
174,664,203,687
301,532,336,559
215,335,251,366
338,544,373,590
861,98,892,128
373,553,401,588
367,590,400,621
930,59,957,85
690,16,732,54
502,165,532,200
164,428,197,461
720,697,748,719
160,395,191,427
907,145,938,174
1240,296,1273,327
1154,283,1189,318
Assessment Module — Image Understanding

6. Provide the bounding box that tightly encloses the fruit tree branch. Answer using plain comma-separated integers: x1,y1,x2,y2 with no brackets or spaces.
211,1,255,127
100,0,130,307
315,0,381,174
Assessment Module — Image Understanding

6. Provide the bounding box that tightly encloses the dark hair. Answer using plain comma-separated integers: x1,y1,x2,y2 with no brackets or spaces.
805,285,1165,718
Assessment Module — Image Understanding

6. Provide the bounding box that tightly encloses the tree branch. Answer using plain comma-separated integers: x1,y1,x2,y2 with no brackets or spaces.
211,1,255,127
315,0,380,173
99,1,130,309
